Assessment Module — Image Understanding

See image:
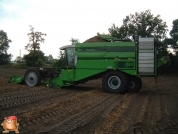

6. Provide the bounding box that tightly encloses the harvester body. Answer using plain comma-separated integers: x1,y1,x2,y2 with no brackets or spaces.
9,35,169,93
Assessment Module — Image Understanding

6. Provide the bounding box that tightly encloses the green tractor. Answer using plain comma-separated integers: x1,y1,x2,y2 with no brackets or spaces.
9,35,168,93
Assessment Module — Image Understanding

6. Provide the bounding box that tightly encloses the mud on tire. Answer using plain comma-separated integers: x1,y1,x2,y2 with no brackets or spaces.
102,71,128,94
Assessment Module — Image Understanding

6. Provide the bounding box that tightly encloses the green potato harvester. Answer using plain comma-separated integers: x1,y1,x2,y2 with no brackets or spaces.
9,35,168,93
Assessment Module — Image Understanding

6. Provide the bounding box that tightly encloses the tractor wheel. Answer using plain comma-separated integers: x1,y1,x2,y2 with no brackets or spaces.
24,68,41,86
128,76,142,93
102,71,128,94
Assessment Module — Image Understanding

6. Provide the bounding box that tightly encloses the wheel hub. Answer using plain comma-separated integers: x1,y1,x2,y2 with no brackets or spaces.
108,76,121,89
25,72,37,86
129,81,135,89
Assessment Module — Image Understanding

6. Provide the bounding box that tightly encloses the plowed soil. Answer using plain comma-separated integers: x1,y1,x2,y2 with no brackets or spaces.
0,68,178,134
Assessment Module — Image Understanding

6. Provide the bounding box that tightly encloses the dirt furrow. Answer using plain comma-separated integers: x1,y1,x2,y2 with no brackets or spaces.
1,86,50,98
1,68,178,134
0,90,77,118
121,91,177,134
124,92,163,134
18,90,107,133
136,91,152,123
158,93,169,122
166,92,178,121
71,94,128,134
132,118,178,133
39,94,122,134
111,93,152,133
143,92,162,126
0,87,63,110
0,68,26,79
93,93,134,134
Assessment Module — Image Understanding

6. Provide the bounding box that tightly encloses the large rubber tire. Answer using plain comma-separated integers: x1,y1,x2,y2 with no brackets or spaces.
128,76,142,93
24,68,41,86
102,71,128,94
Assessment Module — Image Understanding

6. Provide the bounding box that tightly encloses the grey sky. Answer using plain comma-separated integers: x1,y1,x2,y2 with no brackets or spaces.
0,0,177,60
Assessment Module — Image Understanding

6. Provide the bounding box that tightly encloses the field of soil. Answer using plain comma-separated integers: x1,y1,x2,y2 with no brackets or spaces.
0,68,178,134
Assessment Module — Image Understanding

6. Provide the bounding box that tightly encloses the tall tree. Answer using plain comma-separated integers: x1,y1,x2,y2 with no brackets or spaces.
23,50,45,67
52,50,66,68
169,19,178,50
24,26,46,67
163,19,178,74
25,25,46,52
70,38,79,45
109,10,168,42
45,54,54,64
0,30,12,65
164,19,178,53
109,10,169,58
15,56,23,63
0,30,11,54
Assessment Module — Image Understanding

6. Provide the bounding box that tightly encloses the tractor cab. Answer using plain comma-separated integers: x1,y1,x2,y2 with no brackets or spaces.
60,45,76,68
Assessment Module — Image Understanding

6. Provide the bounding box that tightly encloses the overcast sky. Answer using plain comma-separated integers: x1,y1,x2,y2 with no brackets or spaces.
0,0,177,60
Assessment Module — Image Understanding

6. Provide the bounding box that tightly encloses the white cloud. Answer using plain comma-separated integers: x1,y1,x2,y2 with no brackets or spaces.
0,0,177,60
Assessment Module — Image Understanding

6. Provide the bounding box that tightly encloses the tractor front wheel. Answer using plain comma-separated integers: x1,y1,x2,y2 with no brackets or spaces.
102,71,128,94
128,76,142,93
24,68,41,86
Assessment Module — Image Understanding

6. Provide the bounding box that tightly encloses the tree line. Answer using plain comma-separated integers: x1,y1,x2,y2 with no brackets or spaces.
0,10,178,74
108,10,178,74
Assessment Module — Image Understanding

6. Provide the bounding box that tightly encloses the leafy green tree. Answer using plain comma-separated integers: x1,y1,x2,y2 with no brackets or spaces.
52,50,66,68
109,10,168,42
15,56,23,63
163,19,178,75
70,38,79,45
23,50,45,67
24,26,46,67
169,19,178,50
25,25,46,52
45,54,54,64
109,10,169,58
0,30,12,65
164,19,178,54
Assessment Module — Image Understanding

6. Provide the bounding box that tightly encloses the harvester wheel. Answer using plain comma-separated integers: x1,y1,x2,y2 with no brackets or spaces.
102,71,128,94
128,76,142,93
24,68,41,86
